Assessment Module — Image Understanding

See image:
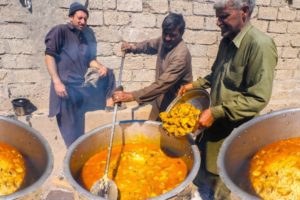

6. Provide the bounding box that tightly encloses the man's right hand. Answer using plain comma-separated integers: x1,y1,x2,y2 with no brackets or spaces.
45,55,68,98
121,41,136,53
177,83,194,96
113,91,134,103
54,81,68,98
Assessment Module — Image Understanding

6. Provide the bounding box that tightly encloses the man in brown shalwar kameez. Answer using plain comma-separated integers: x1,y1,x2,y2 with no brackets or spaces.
113,13,193,121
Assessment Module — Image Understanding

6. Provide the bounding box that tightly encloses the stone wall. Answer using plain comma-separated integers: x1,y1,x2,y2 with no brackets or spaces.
1,0,300,115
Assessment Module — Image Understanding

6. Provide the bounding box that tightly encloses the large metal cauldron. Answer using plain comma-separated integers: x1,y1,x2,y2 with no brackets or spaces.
217,108,300,200
64,120,200,200
0,116,53,200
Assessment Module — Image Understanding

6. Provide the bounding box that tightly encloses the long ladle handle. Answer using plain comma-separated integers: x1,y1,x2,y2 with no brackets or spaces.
103,51,126,177
117,51,126,87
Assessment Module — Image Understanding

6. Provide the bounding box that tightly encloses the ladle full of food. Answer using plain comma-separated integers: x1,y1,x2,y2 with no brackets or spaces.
90,173,118,200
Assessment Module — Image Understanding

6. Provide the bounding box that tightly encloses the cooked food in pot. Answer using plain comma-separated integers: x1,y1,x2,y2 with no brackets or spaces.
249,137,300,200
81,143,187,200
160,103,201,137
0,141,26,196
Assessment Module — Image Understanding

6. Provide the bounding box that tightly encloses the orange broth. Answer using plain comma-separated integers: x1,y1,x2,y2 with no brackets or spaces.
0,141,26,195
81,143,188,200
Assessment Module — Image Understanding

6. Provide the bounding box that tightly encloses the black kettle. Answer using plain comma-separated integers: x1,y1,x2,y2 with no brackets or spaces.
11,98,36,116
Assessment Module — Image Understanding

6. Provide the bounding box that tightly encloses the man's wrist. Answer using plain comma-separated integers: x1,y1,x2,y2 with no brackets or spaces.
129,93,135,101
210,105,225,119
52,78,62,84
97,65,106,70
131,44,137,51
89,60,106,70
127,43,137,52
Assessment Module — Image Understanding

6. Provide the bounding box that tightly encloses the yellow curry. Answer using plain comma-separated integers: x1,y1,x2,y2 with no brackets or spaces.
250,137,300,200
81,143,187,200
160,103,201,137
0,141,26,196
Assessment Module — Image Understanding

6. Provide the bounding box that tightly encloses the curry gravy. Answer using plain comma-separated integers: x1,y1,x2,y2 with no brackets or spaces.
250,137,300,200
0,142,26,196
81,143,188,200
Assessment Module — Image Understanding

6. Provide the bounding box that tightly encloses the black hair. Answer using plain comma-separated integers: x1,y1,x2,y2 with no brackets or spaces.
162,12,186,35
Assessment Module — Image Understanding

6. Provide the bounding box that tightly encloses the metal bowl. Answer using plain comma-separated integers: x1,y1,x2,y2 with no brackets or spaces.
166,89,210,112
166,89,211,136
0,116,53,200
217,108,300,200
64,120,200,200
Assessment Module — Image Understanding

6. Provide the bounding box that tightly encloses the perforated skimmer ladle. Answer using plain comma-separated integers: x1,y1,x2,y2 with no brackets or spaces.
90,51,126,200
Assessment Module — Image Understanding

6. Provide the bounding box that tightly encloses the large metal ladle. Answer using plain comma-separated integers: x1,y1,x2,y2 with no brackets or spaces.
90,51,126,200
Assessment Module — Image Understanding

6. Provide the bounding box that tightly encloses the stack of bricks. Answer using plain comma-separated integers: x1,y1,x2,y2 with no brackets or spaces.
1,1,300,199
0,0,300,115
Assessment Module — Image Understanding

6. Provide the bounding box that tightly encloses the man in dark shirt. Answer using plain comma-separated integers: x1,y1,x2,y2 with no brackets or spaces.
44,2,114,147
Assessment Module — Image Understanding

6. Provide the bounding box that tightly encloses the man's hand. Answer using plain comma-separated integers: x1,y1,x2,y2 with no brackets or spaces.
89,60,108,77
54,81,68,98
198,108,214,129
121,41,136,53
178,83,194,96
97,66,108,77
45,54,68,97
113,91,134,103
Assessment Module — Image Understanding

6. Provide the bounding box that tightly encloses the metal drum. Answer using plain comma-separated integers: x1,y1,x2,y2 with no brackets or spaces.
64,120,200,200
217,108,300,200
0,116,53,200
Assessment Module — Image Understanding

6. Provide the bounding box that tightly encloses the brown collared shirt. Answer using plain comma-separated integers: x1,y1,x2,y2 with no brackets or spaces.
131,37,193,120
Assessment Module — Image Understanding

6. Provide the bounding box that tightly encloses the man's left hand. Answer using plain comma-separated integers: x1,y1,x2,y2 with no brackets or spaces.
89,60,108,77
97,66,108,77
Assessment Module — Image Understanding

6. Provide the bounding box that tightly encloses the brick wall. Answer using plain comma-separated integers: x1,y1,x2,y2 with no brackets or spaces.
1,0,300,115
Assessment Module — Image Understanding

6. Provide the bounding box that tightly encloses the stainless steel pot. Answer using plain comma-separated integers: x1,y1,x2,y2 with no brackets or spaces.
64,120,200,200
217,108,300,200
0,116,53,200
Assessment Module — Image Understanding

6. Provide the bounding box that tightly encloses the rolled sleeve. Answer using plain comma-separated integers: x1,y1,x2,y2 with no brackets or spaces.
211,105,225,119
45,25,64,59
192,76,211,89
132,37,160,55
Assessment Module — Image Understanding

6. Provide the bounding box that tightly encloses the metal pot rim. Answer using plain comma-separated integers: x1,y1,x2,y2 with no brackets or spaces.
0,116,54,200
64,120,200,200
217,107,300,200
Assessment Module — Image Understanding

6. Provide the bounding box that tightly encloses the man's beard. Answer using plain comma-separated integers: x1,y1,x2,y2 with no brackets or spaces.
162,38,182,50
162,42,173,49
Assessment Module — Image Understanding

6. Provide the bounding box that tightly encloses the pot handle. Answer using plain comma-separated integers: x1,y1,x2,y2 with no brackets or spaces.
130,103,147,120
